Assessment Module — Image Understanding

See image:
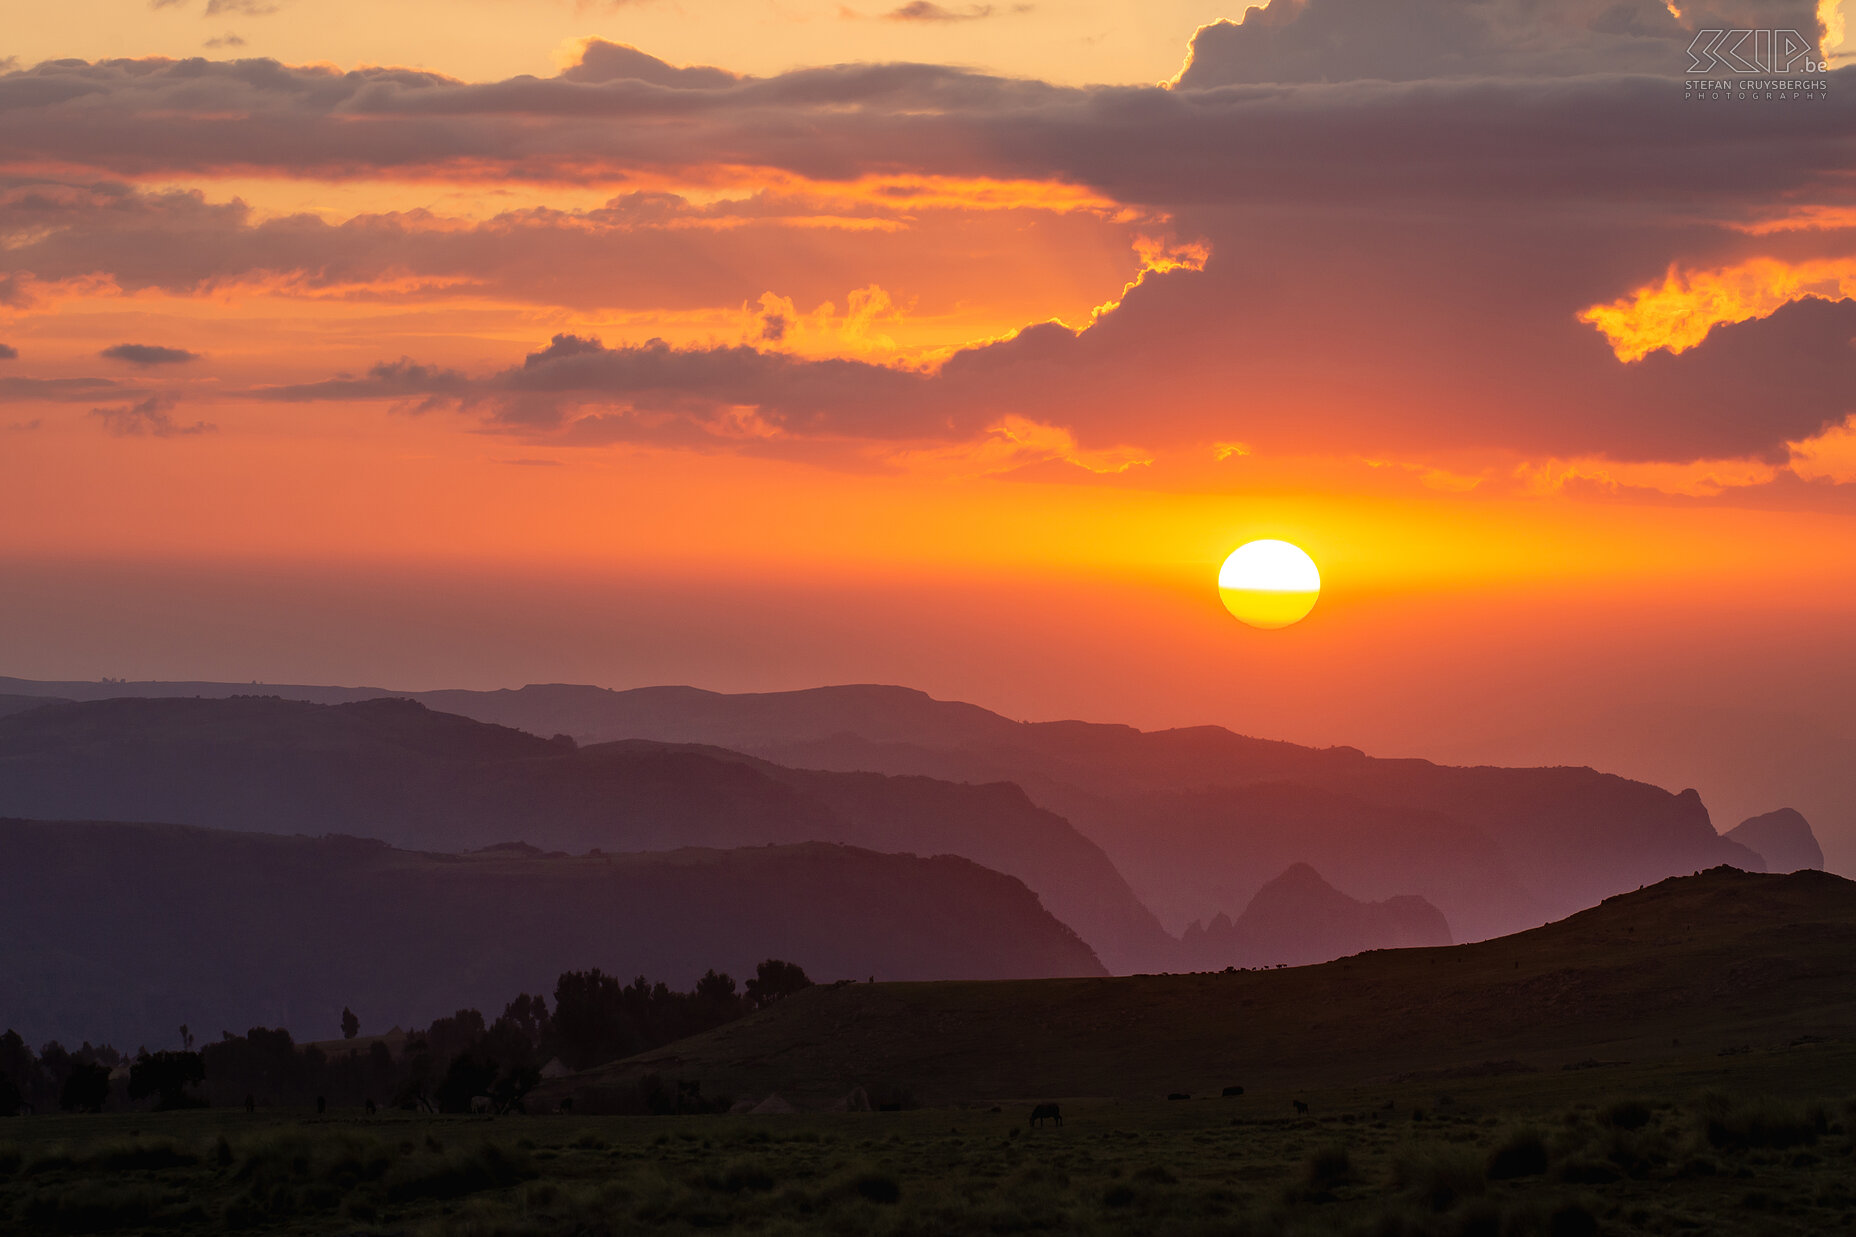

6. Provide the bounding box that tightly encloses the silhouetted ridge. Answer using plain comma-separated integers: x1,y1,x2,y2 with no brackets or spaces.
0,818,1105,1045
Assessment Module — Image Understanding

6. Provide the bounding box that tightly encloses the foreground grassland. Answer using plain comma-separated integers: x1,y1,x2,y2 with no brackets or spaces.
5,1042,1855,1237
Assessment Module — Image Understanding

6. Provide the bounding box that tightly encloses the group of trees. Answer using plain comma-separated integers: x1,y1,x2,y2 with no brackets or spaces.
0,959,811,1116
0,1032,122,1114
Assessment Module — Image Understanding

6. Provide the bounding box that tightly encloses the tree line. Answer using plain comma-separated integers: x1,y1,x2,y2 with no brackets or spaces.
0,959,812,1116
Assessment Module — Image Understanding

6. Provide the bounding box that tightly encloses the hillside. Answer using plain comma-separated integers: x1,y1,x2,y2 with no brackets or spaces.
1178,862,1450,970
0,696,1172,972
0,819,1104,1047
556,866,1856,1108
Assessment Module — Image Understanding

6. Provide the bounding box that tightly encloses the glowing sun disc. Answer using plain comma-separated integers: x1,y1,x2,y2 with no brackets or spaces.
1218,539,1321,629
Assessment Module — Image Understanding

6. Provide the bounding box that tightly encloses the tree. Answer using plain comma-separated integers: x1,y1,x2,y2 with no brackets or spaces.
746,959,812,1008
128,1051,205,1111
60,1061,111,1112
341,1007,359,1040
552,969,630,1070
0,1030,41,1113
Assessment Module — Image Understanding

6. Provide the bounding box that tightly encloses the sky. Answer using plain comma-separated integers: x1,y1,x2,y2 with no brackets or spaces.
3,0,1856,868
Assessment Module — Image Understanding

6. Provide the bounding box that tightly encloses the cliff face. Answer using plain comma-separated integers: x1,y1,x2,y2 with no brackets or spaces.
1726,808,1824,873
0,819,1105,1047
374,680,1759,941
1179,863,1451,970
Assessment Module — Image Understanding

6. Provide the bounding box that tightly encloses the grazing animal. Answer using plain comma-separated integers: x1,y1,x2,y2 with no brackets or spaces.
558,1098,574,1114
244,1093,255,1114
315,1096,326,1115
470,1095,493,1115
1292,1100,1309,1115
364,1098,377,1115
1222,1086,1245,1097
1167,1092,1190,1101
1029,1102,1063,1128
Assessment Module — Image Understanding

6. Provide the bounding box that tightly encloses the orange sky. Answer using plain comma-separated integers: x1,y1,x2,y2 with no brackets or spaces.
3,0,1856,869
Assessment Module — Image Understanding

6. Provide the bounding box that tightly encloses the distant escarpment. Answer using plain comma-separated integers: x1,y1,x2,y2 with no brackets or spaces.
1726,808,1824,873
1179,863,1451,970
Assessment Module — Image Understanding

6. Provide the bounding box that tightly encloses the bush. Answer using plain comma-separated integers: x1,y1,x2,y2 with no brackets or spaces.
1392,1142,1486,1211
698,1158,777,1194
1701,1095,1826,1151
850,1171,901,1204
1486,1129,1548,1180
1599,1100,1652,1131
22,1184,160,1233
384,1142,536,1203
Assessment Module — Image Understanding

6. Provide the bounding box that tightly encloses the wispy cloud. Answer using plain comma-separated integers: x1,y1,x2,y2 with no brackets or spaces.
90,394,216,438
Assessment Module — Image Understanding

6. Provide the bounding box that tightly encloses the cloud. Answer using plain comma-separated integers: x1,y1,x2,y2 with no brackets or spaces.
204,34,247,49
1171,0,1820,87
152,0,282,13
89,394,215,437
9,35,1856,474
0,343,16,360
558,39,737,87
256,276,1856,467
0,376,137,402
259,358,470,410
884,3,997,21
100,343,200,366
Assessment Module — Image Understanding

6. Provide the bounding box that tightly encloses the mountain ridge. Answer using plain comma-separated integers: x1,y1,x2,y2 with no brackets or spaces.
0,818,1106,1047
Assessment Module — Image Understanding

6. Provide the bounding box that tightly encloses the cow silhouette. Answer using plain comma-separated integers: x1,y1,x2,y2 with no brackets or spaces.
243,1093,255,1114
365,1098,377,1115
1029,1102,1062,1128
471,1095,493,1115
1292,1099,1309,1115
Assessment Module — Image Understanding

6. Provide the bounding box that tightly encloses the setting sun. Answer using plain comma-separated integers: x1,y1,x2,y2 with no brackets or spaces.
1218,539,1322,629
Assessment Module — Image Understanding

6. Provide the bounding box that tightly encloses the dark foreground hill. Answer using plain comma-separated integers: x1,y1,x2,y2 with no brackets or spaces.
555,866,1856,1109
0,819,1104,1047
0,696,1170,972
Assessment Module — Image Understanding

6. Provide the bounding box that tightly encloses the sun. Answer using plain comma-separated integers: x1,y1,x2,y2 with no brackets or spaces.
1218,540,1321,629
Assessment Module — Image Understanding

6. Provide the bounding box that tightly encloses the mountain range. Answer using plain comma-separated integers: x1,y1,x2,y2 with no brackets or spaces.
0,694,1170,972
0,677,1821,981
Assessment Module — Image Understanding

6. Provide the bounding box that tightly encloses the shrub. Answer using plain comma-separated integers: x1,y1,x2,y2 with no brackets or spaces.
1293,1144,1353,1199
385,1142,536,1203
1701,1095,1826,1151
851,1171,901,1204
698,1158,776,1194
1486,1129,1548,1180
1391,1142,1486,1211
1599,1100,1652,1131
